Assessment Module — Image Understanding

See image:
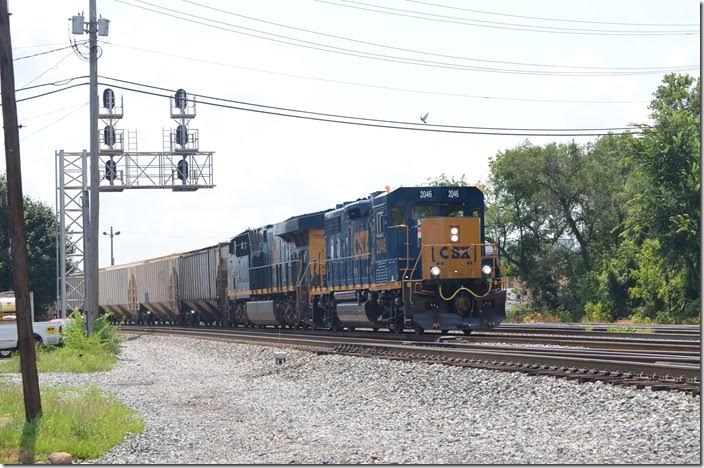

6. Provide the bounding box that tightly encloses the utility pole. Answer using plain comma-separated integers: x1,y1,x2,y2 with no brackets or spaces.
102,226,120,266
0,0,42,421
84,0,99,334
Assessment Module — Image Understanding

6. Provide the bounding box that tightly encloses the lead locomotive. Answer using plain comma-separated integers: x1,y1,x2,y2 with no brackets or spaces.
227,186,506,333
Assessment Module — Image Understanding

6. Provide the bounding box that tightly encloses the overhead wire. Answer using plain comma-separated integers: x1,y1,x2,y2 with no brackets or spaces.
113,0,697,76
102,41,649,105
179,0,695,71
17,50,76,89
99,75,641,132
400,0,698,27
13,44,80,61
316,0,699,36
97,77,646,136
20,103,88,141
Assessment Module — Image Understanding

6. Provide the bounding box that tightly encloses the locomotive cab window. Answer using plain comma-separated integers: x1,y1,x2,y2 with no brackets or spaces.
390,207,404,227
411,205,435,220
443,204,464,217
376,212,385,237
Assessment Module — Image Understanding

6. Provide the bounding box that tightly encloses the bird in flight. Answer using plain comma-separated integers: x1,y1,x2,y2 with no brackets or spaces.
420,112,429,124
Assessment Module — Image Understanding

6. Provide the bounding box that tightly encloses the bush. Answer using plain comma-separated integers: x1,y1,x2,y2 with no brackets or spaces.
62,310,121,355
505,303,533,323
583,302,615,322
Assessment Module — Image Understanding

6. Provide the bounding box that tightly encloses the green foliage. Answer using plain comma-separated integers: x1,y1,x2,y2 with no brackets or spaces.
0,310,121,373
62,310,121,356
484,74,700,324
0,382,143,463
425,173,469,187
0,174,62,318
505,303,533,323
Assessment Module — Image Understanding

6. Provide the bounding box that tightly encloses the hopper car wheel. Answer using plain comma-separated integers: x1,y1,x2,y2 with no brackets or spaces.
372,327,379,332
463,329,472,335
347,327,355,332
413,324,424,335
0,349,13,358
441,329,449,335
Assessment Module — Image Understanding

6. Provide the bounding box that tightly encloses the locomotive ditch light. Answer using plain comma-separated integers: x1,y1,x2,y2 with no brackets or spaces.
450,226,459,235
430,266,441,277
450,234,459,243
482,265,493,275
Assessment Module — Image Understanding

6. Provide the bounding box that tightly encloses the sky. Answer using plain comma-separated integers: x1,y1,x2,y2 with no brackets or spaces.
1,0,700,268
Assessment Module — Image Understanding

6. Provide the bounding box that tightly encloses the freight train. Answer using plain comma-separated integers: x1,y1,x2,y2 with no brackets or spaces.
83,186,506,333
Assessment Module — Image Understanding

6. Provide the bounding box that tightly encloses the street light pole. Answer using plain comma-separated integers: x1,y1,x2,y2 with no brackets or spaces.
102,226,120,266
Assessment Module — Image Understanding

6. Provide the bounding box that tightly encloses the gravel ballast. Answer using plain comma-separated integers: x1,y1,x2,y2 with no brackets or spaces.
7,334,700,464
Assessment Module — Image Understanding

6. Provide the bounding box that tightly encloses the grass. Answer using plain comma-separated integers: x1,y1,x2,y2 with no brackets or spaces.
0,345,116,373
0,381,143,463
0,310,121,374
606,326,640,333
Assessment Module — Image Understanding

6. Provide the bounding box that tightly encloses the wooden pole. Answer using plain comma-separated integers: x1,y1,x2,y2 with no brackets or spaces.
0,0,42,421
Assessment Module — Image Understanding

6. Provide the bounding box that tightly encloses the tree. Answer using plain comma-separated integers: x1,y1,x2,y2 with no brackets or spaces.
486,136,634,313
0,174,58,317
621,73,700,322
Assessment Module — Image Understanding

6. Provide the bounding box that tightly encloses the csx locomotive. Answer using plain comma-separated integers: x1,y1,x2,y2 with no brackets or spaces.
227,185,506,333
92,185,506,333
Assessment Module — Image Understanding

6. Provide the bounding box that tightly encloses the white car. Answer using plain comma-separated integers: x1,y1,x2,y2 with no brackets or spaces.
0,318,64,358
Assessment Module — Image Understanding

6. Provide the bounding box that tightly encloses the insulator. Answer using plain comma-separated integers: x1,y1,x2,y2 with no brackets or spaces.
103,125,115,146
177,158,188,181
102,88,115,109
175,125,188,146
105,159,117,182
174,88,187,110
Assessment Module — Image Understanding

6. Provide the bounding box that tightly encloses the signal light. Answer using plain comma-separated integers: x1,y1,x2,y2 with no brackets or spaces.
177,158,189,181
105,159,117,182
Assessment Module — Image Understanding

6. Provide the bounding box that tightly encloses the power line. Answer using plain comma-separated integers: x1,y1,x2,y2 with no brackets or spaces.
12,41,69,50
100,75,642,132
14,82,88,104
19,103,87,141
20,101,88,121
120,230,230,240
401,0,697,27
316,0,699,36
13,44,81,61
17,50,75,89
98,77,645,136
103,41,649,105
179,0,695,71
113,0,697,76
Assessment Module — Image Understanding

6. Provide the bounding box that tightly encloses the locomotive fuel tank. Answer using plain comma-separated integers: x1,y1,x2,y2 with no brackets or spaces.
245,300,279,326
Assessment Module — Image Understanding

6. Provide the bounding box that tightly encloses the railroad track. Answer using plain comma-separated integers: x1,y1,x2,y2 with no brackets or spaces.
123,326,701,395
494,323,701,341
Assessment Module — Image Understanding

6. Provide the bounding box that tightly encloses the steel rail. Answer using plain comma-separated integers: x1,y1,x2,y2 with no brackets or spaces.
123,326,701,391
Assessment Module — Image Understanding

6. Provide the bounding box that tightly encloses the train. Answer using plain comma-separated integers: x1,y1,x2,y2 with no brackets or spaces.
81,185,506,333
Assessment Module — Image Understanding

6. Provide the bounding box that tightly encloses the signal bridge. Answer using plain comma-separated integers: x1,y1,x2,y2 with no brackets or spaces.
56,88,215,315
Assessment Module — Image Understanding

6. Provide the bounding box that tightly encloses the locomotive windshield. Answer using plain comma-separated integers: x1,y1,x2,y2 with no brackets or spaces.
409,203,482,220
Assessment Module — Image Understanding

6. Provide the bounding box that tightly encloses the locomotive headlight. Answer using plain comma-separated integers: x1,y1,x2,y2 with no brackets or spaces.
450,227,459,235
450,234,460,243
482,265,493,275
430,266,441,277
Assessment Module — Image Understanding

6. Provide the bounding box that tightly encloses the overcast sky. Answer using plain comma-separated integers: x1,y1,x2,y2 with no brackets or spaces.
1,0,699,267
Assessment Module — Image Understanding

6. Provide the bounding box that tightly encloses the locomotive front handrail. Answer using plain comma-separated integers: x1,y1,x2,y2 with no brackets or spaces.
404,242,500,305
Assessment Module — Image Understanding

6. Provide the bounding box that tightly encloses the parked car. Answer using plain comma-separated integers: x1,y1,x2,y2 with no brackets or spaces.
0,317,64,358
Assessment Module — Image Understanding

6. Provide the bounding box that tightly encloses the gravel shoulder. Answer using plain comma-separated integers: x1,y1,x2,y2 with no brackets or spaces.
6,334,700,464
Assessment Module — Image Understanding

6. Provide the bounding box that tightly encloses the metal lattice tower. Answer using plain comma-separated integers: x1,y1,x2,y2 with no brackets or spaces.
55,150,87,314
